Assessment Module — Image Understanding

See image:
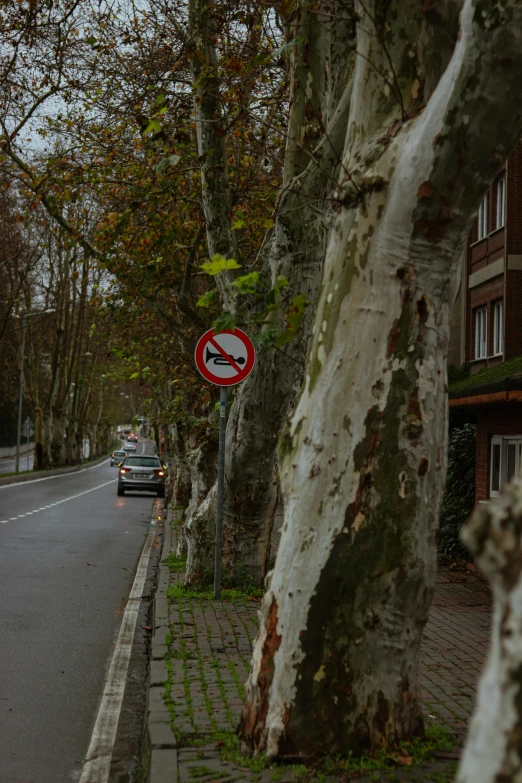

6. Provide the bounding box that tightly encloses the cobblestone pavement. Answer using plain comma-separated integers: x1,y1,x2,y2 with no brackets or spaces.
144,511,491,783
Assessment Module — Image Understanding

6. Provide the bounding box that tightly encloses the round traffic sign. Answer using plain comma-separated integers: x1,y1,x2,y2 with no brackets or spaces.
195,328,255,386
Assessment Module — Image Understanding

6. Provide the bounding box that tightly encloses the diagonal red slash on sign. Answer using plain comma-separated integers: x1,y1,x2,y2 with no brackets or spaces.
207,336,243,375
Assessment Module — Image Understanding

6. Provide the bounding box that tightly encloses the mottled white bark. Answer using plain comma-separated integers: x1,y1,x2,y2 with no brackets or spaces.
241,0,522,757
457,481,522,783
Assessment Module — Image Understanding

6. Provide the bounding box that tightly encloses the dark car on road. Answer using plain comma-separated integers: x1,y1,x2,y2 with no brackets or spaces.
117,455,166,497
127,434,138,443
110,449,126,466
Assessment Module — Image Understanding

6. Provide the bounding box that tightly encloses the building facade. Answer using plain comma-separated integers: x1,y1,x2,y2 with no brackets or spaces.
449,142,522,504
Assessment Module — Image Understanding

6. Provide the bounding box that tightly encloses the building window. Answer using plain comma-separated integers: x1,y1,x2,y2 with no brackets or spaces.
475,307,487,359
478,193,489,240
490,436,502,496
490,436,522,497
493,301,503,356
496,176,506,229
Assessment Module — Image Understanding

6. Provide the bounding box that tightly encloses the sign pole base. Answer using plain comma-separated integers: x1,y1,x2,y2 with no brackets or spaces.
214,386,227,599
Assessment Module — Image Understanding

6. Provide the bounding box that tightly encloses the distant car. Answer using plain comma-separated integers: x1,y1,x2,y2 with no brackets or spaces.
124,442,137,452
111,449,126,466
127,434,138,443
117,455,166,497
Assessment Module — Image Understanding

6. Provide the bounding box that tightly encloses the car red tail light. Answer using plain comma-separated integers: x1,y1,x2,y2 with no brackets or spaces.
120,467,132,474
154,469,165,477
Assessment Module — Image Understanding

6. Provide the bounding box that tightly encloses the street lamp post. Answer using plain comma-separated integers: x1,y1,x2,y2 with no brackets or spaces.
15,309,56,473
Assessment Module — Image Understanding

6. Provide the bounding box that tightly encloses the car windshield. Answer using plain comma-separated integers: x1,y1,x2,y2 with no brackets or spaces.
114,451,125,456
124,457,161,467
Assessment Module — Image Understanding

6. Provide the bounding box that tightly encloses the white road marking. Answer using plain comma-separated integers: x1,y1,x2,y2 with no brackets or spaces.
0,480,116,524
0,458,112,490
79,507,158,783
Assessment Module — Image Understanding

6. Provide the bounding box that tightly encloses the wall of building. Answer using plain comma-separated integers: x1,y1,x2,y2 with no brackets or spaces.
464,142,522,371
475,404,522,503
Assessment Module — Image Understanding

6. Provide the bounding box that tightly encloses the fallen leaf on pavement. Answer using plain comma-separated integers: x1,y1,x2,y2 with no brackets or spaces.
387,753,412,767
87,563,95,566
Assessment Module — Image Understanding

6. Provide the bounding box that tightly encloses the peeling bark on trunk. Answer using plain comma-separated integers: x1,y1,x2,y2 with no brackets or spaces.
240,0,522,758
182,438,218,572
185,1,355,586
457,483,522,783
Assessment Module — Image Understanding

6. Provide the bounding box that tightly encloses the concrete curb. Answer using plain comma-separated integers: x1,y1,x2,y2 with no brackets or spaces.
142,506,179,783
0,452,112,487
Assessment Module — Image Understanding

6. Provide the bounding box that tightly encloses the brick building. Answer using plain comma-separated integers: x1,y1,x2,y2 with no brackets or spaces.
449,142,522,503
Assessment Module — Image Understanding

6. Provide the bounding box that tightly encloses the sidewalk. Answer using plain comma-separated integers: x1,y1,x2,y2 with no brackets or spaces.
143,511,491,783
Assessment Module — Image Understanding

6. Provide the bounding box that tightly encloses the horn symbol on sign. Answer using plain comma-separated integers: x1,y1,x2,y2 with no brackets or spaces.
205,347,246,366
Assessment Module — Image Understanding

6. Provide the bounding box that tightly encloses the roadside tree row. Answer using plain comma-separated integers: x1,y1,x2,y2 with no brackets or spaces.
2,0,522,776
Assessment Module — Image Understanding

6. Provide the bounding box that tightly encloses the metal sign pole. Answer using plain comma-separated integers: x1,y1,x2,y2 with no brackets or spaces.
214,386,227,599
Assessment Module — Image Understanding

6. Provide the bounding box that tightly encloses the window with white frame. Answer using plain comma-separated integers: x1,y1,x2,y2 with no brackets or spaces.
490,437,502,496
493,301,503,356
490,436,522,497
478,193,489,240
475,307,487,358
496,176,506,229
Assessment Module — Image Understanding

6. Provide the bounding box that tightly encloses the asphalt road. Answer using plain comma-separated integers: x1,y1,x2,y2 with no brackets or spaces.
0,440,160,783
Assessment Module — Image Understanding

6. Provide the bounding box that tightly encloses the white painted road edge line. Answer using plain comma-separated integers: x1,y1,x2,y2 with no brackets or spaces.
0,479,116,523
79,507,158,783
0,458,112,490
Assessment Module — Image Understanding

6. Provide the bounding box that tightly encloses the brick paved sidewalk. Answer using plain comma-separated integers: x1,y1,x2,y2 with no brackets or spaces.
143,511,492,783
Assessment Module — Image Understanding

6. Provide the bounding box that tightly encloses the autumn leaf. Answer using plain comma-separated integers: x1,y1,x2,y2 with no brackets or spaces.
232,272,260,294
200,255,241,275
386,753,413,767
196,290,218,308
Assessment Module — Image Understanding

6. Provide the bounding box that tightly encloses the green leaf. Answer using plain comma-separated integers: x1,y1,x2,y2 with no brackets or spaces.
213,312,236,333
275,275,289,291
155,93,166,105
88,323,96,337
273,294,310,347
196,290,218,308
232,218,246,229
86,36,97,45
201,255,241,275
129,371,140,379
155,154,180,174
232,272,260,294
261,218,274,230
252,328,278,347
143,119,161,136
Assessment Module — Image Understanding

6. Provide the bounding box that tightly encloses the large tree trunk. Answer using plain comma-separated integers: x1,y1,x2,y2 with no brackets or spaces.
185,0,355,586
180,436,218,570
240,0,522,757
457,481,522,783
188,0,238,308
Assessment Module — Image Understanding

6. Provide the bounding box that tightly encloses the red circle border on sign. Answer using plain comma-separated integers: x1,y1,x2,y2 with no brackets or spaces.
194,327,256,386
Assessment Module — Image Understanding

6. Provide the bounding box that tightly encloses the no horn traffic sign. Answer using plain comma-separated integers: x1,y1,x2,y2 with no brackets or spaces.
195,327,255,387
